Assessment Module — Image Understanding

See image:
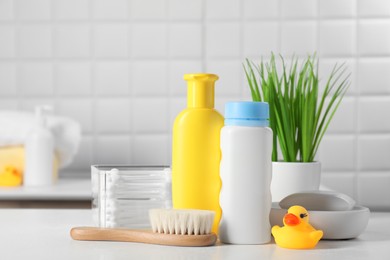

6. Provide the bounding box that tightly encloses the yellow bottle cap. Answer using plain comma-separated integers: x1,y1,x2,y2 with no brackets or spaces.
184,73,219,108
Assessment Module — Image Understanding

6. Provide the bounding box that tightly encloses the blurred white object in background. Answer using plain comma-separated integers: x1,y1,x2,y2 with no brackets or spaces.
0,109,81,169
24,106,54,186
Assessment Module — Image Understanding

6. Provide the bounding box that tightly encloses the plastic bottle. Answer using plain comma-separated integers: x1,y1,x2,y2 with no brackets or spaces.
24,106,54,186
219,101,272,244
171,73,224,233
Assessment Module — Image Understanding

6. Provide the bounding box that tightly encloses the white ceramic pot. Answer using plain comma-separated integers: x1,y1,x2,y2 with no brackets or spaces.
271,161,321,202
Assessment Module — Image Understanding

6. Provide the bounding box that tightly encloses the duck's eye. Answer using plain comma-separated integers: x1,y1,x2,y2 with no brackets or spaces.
300,213,307,219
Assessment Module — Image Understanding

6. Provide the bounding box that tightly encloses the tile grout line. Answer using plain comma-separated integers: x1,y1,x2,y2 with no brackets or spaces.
201,0,206,72
12,0,22,110
165,0,171,165
50,0,58,116
8,16,387,25
88,0,98,167
354,1,360,203
239,0,245,99
277,0,282,54
127,0,134,165
3,55,390,62
316,0,321,163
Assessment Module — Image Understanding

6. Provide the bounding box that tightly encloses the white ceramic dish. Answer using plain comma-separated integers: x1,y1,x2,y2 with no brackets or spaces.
279,190,356,211
270,202,370,240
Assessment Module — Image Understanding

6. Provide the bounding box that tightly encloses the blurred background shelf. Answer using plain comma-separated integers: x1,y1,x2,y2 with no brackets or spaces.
0,177,91,208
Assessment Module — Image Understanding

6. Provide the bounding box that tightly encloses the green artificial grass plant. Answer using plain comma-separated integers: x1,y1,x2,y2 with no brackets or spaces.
244,54,350,162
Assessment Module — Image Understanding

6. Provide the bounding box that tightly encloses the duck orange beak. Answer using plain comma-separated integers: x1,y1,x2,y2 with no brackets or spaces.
284,213,300,226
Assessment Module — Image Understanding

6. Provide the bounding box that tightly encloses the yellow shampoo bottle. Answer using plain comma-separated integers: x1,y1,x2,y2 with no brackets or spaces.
172,73,224,233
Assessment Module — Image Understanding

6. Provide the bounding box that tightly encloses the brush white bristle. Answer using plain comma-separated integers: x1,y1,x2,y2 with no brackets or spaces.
149,209,215,235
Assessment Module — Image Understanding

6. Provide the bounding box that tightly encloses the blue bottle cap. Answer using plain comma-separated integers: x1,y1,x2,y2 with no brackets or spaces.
224,101,269,127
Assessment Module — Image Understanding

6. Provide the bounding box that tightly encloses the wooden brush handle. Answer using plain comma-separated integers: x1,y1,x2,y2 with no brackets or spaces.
70,227,217,247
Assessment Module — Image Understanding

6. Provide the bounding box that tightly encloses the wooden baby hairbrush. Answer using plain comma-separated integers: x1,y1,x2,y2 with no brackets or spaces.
71,209,217,247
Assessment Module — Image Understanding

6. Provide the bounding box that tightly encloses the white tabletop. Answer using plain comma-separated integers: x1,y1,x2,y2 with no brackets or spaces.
1,209,390,259
0,179,91,200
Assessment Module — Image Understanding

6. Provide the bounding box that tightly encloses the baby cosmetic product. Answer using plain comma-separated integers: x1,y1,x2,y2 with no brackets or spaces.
91,166,172,229
219,101,272,244
24,106,54,186
171,73,224,233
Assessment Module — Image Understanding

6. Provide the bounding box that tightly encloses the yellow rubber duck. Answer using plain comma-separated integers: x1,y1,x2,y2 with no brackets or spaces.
272,205,323,249
0,165,22,187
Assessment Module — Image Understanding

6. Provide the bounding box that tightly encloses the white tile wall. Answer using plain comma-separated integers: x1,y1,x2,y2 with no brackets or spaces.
168,0,202,20
95,98,131,133
169,23,202,58
358,59,390,94
243,22,279,57
20,98,56,111
206,22,240,58
69,136,93,169
358,135,390,170
131,24,167,58
54,25,90,58
56,62,92,96
0,0,14,21
0,25,15,58
95,61,129,95
206,0,240,20
168,60,202,96
281,21,317,56
320,135,356,171
0,0,389,210
281,0,317,18
131,0,166,20
244,0,278,19
133,98,169,134
358,21,390,56
321,173,355,199
319,0,356,18
358,98,390,132
206,60,242,96
93,0,128,20
357,0,390,17
18,62,53,96
93,24,128,58
326,97,356,133
358,172,390,210
0,62,16,95
57,98,93,134
318,58,357,94
15,0,51,21
95,135,131,164
319,21,356,56
133,61,168,95
132,134,169,165
18,25,52,58
54,0,89,20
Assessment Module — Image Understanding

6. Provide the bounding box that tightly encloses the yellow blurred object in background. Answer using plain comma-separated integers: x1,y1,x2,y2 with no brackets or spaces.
0,146,59,187
0,165,22,187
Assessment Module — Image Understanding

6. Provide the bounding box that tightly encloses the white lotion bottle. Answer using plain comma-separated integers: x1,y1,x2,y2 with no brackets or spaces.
219,102,272,244
24,106,54,186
